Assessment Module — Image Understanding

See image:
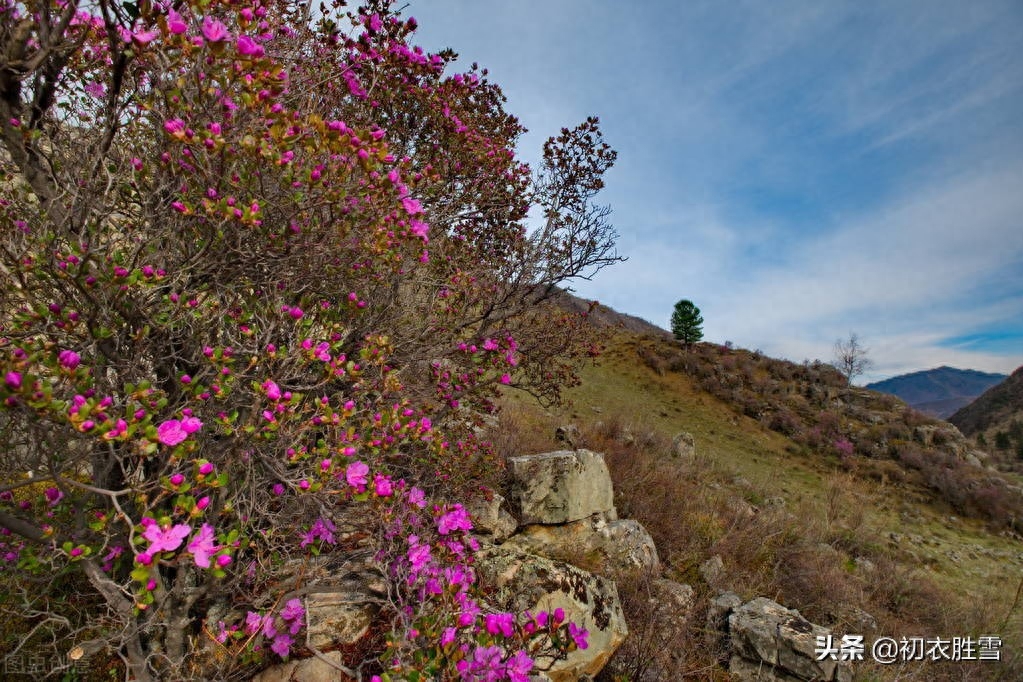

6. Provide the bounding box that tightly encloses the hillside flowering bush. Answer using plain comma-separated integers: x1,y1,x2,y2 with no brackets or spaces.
0,1,614,679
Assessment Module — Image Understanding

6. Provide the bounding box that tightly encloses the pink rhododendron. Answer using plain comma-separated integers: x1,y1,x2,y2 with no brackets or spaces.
187,523,219,568
437,505,473,535
345,460,369,487
236,35,265,57
202,17,229,42
143,522,191,554
157,420,188,446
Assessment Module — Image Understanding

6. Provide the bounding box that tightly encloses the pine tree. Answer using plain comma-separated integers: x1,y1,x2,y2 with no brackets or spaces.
671,299,704,347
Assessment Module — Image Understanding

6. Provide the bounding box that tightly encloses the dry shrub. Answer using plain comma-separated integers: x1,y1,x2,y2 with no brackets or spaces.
596,571,726,682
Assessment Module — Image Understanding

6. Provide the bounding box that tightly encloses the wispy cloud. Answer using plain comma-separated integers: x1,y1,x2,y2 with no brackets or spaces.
410,0,1023,379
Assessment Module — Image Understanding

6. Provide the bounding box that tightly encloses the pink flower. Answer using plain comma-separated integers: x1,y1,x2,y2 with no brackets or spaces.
437,505,473,535
407,487,426,508
143,522,191,554
198,462,214,476
4,371,21,389
169,473,185,487
280,598,304,623
216,554,232,567
157,420,188,446
202,17,229,42
500,373,511,385
187,523,219,568
407,540,431,575
236,35,264,57
263,380,282,400
373,474,393,497
181,416,203,434
164,118,185,135
409,218,429,239
484,612,515,637
345,460,369,488
245,611,263,635
440,626,457,647
402,197,424,215
132,29,159,44
167,9,187,34
270,633,292,657
58,350,80,369
506,650,534,682
569,622,589,649
84,81,105,99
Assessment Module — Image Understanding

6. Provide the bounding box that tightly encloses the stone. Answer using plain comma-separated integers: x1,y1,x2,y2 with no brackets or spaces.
507,450,616,525
728,597,851,682
305,591,379,650
466,492,518,542
250,651,351,682
502,515,658,575
699,555,725,589
706,591,743,651
671,431,696,459
476,545,628,682
555,424,581,448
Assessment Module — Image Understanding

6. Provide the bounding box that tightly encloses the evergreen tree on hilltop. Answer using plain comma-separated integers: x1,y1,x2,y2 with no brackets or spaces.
672,299,704,347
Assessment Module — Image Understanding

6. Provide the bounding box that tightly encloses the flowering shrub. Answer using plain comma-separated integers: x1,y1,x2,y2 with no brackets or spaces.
0,1,612,678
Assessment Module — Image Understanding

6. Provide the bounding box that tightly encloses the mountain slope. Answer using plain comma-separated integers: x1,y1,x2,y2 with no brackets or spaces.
494,326,1023,680
866,366,1007,418
949,366,1023,466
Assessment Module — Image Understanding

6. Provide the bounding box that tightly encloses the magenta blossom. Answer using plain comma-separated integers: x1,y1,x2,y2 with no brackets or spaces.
237,35,265,57
156,420,188,446
569,621,589,649
187,523,219,568
58,350,81,369
143,522,191,554
437,504,473,535
202,17,229,42
373,473,393,497
4,371,21,389
345,460,369,488
506,650,534,682
181,416,203,434
167,9,187,34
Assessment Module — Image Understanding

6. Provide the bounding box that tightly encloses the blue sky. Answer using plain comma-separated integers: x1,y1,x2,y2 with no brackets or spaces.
408,0,1023,382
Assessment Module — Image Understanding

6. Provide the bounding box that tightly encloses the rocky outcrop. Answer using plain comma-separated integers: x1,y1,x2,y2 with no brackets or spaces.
720,597,852,682
502,515,659,575
508,450,616,525
475,545,628,682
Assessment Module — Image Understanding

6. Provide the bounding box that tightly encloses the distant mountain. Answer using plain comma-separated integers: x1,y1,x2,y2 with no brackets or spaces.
866,366,1007,419
945,368,1023,437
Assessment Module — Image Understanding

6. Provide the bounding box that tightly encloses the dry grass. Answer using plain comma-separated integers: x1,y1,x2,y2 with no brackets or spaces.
488,330,1023,681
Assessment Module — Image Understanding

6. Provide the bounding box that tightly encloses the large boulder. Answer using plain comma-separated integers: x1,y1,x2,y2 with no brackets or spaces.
727,597,852,682
501,515,658,575
507,450,616,525
475,545,628,682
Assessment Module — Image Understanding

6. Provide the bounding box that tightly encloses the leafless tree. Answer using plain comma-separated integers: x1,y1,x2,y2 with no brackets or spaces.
833,332,872,385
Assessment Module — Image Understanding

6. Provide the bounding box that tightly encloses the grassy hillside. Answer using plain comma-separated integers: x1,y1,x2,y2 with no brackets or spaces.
488,326,1023,681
